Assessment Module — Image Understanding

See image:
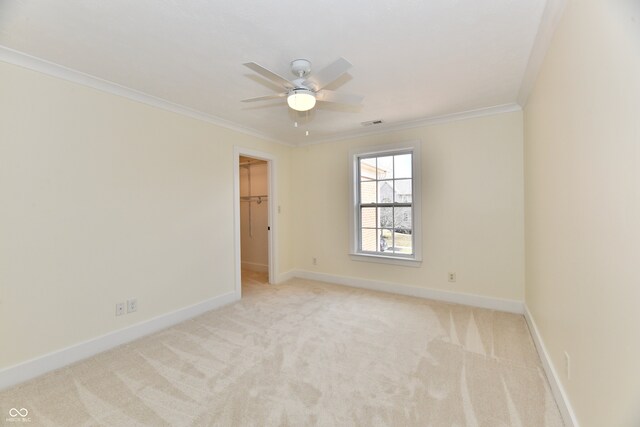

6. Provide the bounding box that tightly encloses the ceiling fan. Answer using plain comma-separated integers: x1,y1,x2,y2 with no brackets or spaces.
241,58,363,112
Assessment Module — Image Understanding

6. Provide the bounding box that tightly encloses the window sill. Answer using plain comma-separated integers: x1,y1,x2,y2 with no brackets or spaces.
349,253,422,267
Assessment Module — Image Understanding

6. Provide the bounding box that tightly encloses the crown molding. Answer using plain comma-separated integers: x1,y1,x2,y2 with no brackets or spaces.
517,0,568,107
298,103,522,146
0,45,294,147
1,43,532,148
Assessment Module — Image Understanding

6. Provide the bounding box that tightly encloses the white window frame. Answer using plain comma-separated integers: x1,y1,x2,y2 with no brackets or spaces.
349,141,422,267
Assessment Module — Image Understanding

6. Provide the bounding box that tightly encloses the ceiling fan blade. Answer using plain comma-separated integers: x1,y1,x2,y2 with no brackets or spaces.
241,93,287,102
243,62,295,89
304,57,352,90
316,90,363,106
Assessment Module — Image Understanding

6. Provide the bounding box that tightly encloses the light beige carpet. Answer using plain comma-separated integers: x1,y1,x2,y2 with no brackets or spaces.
1,272,563,426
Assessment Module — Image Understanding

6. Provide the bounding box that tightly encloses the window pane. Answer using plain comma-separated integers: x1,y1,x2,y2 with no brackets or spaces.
354,147,418,260
377,156,393,179
378,207,393,228
377,180,394,203
394,154,412,179
361,181,376,204
360,158,377,181
361,207,376,228
379,229,393,252
361,228,377,252
393,230,413,255
394,179,412,203
394,207,412,233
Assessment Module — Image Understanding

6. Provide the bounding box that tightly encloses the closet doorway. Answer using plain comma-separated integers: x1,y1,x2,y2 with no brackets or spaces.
235,150,275,297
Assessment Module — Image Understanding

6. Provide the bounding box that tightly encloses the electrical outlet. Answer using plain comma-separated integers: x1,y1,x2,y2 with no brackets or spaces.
564,351,571,380
312,257,317,265
127,299,138,313
448,272,457,282
115,302,125,316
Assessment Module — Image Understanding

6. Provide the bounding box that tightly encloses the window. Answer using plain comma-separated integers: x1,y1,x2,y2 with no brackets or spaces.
349,142,422,266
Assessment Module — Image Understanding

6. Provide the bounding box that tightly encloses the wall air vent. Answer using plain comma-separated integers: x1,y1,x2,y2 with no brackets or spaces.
361,119,384,127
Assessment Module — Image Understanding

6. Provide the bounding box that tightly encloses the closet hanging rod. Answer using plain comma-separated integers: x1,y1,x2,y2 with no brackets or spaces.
239,160,266,167
240,195,268,204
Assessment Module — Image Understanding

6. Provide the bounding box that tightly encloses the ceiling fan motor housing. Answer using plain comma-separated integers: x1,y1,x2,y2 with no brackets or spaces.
290,59,312,78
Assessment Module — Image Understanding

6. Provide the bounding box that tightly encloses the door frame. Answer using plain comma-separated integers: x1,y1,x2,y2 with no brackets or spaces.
233,146,277,298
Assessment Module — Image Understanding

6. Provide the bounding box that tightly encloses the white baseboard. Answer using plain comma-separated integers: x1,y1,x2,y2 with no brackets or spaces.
241,261,269,273
276,270,296,284
291,270,524,314
524,305,579,427
0,291,239,391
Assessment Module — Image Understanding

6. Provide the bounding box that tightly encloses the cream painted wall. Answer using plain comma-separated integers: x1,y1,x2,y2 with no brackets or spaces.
0,61,293,369
524,1,640,425
240,160,269,271
0,36,534,393
292,111,525,301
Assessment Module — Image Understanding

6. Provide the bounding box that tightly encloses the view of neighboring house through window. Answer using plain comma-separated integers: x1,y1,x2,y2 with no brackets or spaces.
358,151,414,256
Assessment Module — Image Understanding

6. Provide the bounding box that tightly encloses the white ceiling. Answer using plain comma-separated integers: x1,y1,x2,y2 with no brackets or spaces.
0,0,549,145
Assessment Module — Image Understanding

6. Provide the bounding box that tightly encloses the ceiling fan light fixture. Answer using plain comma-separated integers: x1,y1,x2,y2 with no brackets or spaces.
287,89,316,111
